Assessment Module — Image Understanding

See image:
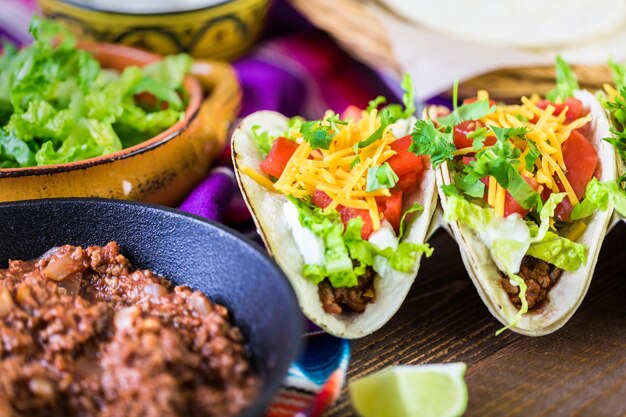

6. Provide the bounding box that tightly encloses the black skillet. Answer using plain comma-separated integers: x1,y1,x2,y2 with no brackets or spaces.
0,198,303,417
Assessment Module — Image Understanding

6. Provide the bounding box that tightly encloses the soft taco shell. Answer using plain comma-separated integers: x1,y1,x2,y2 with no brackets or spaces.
232,111,438,338
435,91,617,336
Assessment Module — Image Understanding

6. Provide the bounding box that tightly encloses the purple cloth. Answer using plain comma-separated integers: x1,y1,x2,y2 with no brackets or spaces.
179,168,235,223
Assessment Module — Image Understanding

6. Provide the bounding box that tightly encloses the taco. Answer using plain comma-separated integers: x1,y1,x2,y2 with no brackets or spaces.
414,59,617,335
231,77,438,338
594,59,626,220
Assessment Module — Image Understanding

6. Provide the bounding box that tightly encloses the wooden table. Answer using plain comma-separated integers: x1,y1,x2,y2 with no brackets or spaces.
325,222,626,417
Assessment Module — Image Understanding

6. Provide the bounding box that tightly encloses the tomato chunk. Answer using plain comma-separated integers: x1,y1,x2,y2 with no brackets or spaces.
388,135,424,177
554,130,598,221
260,137,299,179
383,190,403,232
396,170,420,193
342,105,363,121
312,190,333,209
339,207,373,239
463,97,497,107
453,120,495,150
535,97,584,123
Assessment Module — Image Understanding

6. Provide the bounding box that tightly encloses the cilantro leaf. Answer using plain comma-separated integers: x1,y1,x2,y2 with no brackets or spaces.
355,74,416,150
467,127,488,151
436,100,496,127
546,55,579,101
366,162,399,192
524,140,540,171
409,119,455,167
441,184,462,198
300,120,333,150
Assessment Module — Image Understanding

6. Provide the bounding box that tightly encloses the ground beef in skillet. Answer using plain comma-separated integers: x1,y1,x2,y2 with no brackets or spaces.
318,267,376,314
500,255,564,310
0,242,258,417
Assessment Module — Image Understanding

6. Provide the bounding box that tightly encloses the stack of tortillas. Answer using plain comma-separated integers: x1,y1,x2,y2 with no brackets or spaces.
290,0,626,100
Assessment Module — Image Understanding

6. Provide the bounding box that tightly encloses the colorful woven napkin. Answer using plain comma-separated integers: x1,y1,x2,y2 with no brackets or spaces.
1,1,398,415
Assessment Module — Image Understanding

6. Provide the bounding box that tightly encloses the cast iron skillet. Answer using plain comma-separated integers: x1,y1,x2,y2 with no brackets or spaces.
0,198,303,417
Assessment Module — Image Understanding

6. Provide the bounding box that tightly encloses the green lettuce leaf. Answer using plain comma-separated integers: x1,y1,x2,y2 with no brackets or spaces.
289,197,431,288
436,100,496,127
495,273,528,336
0,17,190,167
250,125,274,158
546,55,579,101
445,196,531,275
366,162,399,192
527,231,587,272
374,243,433,272
398,202,424,239
572,177,626,218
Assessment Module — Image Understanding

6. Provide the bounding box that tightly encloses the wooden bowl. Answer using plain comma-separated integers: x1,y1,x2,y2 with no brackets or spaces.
38,0,270,60
0,43,241,205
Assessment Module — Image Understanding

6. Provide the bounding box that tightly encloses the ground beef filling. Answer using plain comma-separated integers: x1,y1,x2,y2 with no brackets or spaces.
0,242,258,417
500,255,564,310
318,267,376,315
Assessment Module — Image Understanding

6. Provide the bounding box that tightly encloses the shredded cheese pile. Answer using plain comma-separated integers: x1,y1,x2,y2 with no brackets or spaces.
455,90,591,217
242,110,401,231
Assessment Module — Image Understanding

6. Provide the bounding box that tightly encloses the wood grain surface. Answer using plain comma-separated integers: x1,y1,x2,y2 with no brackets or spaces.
324,223,626,417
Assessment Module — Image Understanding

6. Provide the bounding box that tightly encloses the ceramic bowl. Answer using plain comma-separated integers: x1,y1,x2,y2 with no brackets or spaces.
38,0,270,60
0,43,241,205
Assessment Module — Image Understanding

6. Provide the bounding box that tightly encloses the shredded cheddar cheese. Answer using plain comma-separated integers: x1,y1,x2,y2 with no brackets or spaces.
242,109,403,231
477,91,591,208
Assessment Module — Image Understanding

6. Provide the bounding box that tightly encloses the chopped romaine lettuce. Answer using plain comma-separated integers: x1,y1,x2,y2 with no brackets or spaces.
572,177,626,218
398,202,424,239
0,17,191,167
527,231,587,272
436,100,496,127
546,55,579,101
288,197,431,288
366,162,399,192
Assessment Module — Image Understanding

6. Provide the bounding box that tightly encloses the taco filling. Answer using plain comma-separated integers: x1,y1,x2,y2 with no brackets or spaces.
413,58,612,330
239,77,433,316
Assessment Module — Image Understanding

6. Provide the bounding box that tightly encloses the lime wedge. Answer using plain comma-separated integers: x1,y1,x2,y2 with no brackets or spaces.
349,363,468,417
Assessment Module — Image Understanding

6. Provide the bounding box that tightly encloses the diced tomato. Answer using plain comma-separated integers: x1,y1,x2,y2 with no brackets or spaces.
535,97,584,123
463,97,497,107
342,105,363,121
312,190,333,209
396,170,421,193
338,206,373,239
453,120,495,150
260,137,299,179
387,135,424,177
462,156,476,165
554,130,599,221
382,190,403,232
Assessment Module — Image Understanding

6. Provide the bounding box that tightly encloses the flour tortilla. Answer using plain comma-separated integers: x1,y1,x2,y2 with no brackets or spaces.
232,111,438,338
436,91,617,336
381,0,626,49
